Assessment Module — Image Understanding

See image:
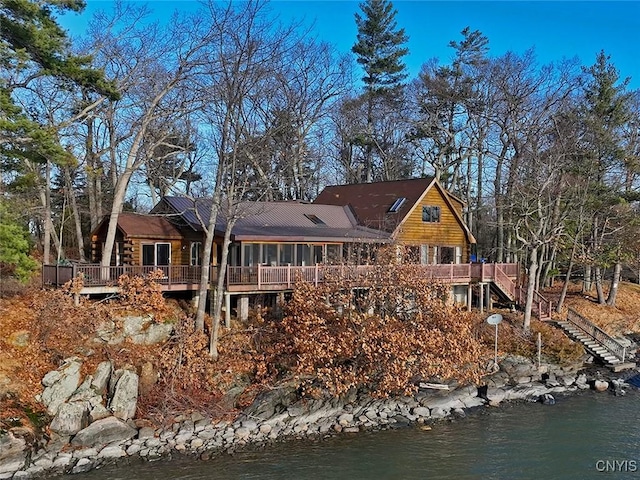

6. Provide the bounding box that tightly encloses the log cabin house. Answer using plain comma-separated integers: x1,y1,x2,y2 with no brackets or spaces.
43,179,527,322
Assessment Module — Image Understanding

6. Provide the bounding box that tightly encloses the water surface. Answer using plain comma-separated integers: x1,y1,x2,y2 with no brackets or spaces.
67,390,640,480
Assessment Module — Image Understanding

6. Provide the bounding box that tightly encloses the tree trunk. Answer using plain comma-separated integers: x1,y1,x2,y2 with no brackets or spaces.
523,245,538,331
210,221,235,359
64,167,86,262
606,262,622,306
556,239,578,312
195,197,220,333
100,170,134,270
583,264,592,293
556,259,574,313
594,266,606,304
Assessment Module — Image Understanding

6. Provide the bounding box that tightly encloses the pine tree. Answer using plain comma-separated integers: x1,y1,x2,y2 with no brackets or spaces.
0,0,118,164
351,0,409,182
352,0,409,92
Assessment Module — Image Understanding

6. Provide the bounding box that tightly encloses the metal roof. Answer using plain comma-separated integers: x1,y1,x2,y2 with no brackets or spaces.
158,197,390,242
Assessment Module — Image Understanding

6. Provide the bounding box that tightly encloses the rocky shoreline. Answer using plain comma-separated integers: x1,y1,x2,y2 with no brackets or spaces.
1,354,635,479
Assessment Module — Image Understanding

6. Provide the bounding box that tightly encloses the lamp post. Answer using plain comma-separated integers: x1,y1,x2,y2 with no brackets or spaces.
486,313,503,367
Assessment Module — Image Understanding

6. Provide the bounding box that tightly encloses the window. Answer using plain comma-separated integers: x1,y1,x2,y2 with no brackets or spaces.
440,246,455,264
190,242,202,266
422,205,441,223
388,197,406,213
142,243,171,266
304,214,326,225
142,244,154,266
296,244,312,266
243,243,261,266
264,244,278,266
280,244,294,265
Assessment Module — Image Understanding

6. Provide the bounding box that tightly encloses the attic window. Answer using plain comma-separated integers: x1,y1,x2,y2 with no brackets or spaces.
422,205,441,223
305,214,326,226
388,197,406,213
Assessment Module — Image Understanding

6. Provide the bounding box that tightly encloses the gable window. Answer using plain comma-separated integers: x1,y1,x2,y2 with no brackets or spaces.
422,205,441,223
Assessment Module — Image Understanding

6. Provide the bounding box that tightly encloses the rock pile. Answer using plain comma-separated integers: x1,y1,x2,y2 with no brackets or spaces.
0,355,632,479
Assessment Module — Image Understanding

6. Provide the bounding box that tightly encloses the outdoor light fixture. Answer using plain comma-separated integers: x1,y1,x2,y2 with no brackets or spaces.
486,313,503,368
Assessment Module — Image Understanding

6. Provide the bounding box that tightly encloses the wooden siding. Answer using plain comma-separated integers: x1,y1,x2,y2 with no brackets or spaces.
395,186,469,260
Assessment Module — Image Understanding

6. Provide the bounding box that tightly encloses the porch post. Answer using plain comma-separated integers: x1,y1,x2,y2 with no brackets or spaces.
238,295,249,322
467,283,472,312
479,283,484,314
257,264,262,290
485,283,492,311
225,292,231,328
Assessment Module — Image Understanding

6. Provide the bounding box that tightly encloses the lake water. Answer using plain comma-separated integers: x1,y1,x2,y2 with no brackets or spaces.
67,389,640,480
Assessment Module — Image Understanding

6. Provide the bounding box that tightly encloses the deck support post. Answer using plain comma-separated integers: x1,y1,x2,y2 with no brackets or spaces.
238,295,249,322
485,282,492,311
478,283,484,314
225,292,231,328
467,283,472,312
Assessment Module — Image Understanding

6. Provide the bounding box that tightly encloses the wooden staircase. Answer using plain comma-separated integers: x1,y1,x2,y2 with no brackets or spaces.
556,308,636,371
489,265,552,321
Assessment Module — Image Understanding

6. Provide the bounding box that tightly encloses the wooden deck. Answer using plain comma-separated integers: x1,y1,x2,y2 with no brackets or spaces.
42,263,519,295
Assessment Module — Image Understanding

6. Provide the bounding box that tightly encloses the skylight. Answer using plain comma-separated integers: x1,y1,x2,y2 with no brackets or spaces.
388,197,406,213
305,213,326,226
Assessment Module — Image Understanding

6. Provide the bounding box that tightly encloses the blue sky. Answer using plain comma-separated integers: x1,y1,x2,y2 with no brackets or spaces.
59,1,640,89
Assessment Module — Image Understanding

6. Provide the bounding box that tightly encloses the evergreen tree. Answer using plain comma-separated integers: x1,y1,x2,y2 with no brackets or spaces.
0,0,118,163
579,51,633,306
352,0,409,92
351,0,409,182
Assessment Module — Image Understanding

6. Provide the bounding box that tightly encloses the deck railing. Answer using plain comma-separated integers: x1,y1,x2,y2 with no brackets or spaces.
567,308,626,361
43,264,208,287
43,262,519,291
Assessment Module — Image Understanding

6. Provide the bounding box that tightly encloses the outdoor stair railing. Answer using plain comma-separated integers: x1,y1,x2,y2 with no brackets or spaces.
566,308,627,362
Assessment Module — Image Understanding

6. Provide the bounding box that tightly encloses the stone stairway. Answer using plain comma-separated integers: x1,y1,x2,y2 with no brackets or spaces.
556,308,636,371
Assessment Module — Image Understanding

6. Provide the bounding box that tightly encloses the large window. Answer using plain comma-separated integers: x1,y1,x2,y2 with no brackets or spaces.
422,205,441,223
190,242,202,266
279,244,294,265
142,243,171,266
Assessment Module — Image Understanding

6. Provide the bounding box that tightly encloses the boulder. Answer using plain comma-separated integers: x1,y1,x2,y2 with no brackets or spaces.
593,380,609,392
95,320,123,345
89,404,111,423
338,413,353,426
40,358,82,416
575,374,589,390
50,402,89,435
412,406,430,418
0,430,27,475
122,315,173,345
109,370,138,421
71,416,137,448
91,361,113,395
539,393,556,405
243,384,297,419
